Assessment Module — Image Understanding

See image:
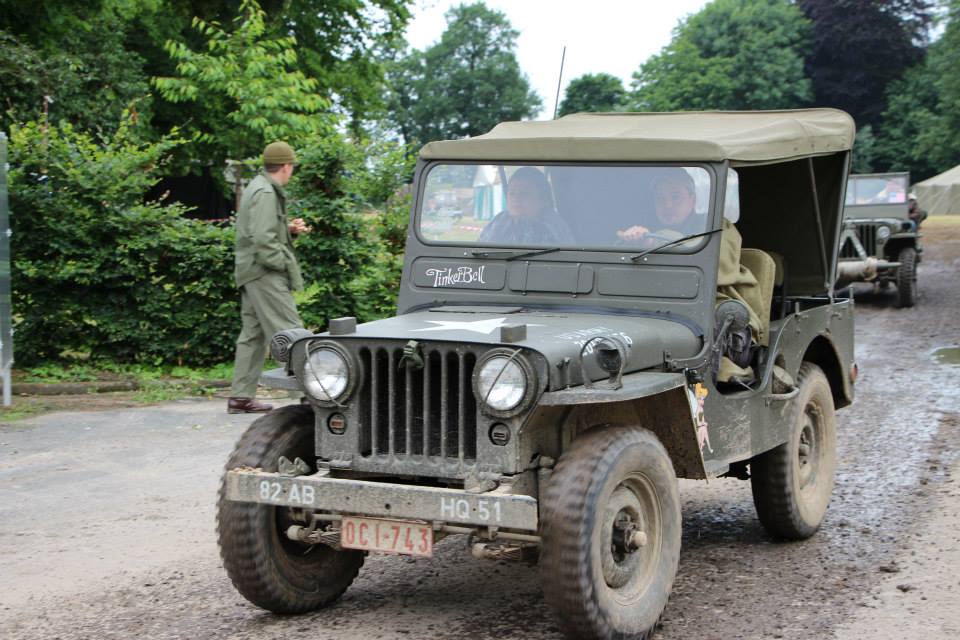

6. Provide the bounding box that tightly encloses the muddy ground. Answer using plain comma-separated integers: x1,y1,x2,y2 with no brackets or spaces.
1,219,958,640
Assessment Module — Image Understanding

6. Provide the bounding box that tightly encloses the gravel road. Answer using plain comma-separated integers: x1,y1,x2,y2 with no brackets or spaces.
1,220,958,640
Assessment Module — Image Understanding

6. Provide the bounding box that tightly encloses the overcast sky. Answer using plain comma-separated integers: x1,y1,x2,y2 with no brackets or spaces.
404,0,711,118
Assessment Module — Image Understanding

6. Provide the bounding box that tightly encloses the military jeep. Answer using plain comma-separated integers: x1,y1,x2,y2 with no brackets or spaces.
218,109,857,640
838,171,921,307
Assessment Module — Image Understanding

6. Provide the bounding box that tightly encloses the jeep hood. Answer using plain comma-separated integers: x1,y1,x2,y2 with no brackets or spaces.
322,308,702,387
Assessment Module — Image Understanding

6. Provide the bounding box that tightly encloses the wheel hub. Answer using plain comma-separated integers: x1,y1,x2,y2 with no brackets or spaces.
798,406,821,489
599,477,661,595
611,512,647,557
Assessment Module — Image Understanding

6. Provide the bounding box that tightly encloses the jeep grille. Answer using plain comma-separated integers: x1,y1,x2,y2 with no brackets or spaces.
357,345,479,467
841,223,879,258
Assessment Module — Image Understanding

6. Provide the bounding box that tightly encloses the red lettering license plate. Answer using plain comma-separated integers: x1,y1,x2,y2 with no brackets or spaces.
340,516,433,557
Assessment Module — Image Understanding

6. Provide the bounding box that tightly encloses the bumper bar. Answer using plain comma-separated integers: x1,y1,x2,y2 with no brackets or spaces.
225,469,539,532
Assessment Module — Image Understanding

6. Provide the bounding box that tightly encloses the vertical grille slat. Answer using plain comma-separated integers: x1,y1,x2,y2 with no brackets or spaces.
458,352,466,460
422,351,431,456
440,352,449,458
404,365,412,455
357,341,479,471
857,223,877,256
370,348,379,457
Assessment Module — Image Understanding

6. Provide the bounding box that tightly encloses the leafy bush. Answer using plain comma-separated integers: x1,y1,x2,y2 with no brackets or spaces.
286,133,414,330
8,110,414,367
9,114,239,366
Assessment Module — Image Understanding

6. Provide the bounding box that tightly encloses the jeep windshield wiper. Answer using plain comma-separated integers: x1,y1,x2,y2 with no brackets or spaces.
470,247,564,261
628,228,723,262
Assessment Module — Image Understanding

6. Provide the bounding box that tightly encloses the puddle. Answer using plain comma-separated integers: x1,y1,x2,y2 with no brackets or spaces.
933,346,960,366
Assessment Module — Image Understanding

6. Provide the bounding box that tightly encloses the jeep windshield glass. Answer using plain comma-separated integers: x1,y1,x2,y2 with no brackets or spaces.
419,164,713,252
845,174,908,206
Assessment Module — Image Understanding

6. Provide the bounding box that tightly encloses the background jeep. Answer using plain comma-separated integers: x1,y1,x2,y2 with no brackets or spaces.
217,109,857,640
838,171,921,306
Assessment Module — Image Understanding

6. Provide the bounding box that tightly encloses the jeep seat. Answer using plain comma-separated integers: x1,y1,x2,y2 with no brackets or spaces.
739,248,777,345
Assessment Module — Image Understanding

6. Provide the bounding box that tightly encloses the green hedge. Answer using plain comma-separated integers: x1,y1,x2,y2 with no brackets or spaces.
8,116,413,367
9,117,239,366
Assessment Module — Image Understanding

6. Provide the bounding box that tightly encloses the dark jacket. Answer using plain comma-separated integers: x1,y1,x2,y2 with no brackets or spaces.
478,209,576,245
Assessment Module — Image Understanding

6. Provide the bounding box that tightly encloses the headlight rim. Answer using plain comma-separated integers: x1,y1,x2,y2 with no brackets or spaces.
299,340,358,406
472,348,538,418
876,225,892,241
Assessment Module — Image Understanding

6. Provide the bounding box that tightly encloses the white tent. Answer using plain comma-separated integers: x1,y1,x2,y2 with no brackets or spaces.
914,164,960,215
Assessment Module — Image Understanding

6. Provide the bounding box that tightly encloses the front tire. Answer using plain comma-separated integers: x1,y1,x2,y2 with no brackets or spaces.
896,247,917,308
751,363,837,540
540,426,681,640
217,404,364,613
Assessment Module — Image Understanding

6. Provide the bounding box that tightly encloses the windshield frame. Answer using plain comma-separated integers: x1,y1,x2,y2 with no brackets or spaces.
413,160,722,257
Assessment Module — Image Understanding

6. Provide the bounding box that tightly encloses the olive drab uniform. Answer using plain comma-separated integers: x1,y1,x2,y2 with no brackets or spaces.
230,172,304,399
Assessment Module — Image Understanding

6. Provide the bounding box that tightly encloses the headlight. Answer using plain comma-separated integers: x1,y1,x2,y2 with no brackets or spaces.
877,225,891,241
476,356,528,411
303,347,349,402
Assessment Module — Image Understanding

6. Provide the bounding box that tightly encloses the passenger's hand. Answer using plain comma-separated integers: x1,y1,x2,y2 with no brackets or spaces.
616,225,649,242
289,217,312,235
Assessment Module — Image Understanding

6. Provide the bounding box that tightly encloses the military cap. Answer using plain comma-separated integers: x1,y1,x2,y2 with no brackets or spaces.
263,141,297,166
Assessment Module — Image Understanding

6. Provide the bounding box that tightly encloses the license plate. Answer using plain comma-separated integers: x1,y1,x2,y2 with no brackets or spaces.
340,516,433,557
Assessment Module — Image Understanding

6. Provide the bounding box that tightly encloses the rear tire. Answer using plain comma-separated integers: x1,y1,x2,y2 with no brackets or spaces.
540,426,681,640
751,363,837,540
896,247,917,308
217,404,364,613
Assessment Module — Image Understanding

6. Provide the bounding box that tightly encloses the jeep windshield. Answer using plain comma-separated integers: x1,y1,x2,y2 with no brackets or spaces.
418,164,714,253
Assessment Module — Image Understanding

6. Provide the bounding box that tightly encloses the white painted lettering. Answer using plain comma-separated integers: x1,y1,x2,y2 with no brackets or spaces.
441,497,456,519
301,485,315,505
425,265,487,288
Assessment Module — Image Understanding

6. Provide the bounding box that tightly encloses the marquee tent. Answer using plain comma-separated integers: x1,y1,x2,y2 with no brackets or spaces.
914,164,960,215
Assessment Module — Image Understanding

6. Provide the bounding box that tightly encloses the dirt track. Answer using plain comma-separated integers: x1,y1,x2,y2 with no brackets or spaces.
1,219,958,640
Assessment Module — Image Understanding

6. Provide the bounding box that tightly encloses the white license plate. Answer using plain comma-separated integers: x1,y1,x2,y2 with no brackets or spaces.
340,516,433,557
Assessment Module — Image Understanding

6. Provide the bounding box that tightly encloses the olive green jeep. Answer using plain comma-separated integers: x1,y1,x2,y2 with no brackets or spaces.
217,109,857,640
838,172,921,307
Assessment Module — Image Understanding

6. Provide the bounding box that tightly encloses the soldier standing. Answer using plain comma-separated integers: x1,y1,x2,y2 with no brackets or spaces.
908,193,928,230
227,141,311,414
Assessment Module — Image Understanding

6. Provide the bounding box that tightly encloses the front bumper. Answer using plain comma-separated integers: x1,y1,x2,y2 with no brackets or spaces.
225,469,539,532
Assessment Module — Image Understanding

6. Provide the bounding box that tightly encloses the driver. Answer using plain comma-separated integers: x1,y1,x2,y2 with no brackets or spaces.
616,169,704,246
478,167,575,245
620,168,767,384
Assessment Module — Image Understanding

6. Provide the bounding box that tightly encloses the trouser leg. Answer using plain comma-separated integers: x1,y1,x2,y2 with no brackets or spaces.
231,287,267,398
230,272,303,398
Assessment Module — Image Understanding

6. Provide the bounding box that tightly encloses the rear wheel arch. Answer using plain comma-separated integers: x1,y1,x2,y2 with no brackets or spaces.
800,336,850,409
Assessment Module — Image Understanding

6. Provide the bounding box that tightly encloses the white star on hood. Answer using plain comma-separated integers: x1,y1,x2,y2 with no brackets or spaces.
411,317,512,334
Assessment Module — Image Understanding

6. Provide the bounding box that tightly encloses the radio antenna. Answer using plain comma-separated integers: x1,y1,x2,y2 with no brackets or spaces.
552,45,567,119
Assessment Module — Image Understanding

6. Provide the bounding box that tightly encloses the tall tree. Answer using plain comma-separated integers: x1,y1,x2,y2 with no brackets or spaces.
875,0,960,179
153,0,334,205
799,0,934,129
0,2,151,134
0,1,412,140
631,0,812,112
386,2,541,145
558,73,626,117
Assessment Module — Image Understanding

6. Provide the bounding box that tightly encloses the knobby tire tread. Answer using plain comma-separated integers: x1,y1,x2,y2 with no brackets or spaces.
897,247,917,308
540,426,678,640
217,404,364,614
751,363,835,540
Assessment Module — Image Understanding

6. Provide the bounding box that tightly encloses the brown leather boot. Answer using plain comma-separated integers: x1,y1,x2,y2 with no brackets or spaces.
227,397,274,414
